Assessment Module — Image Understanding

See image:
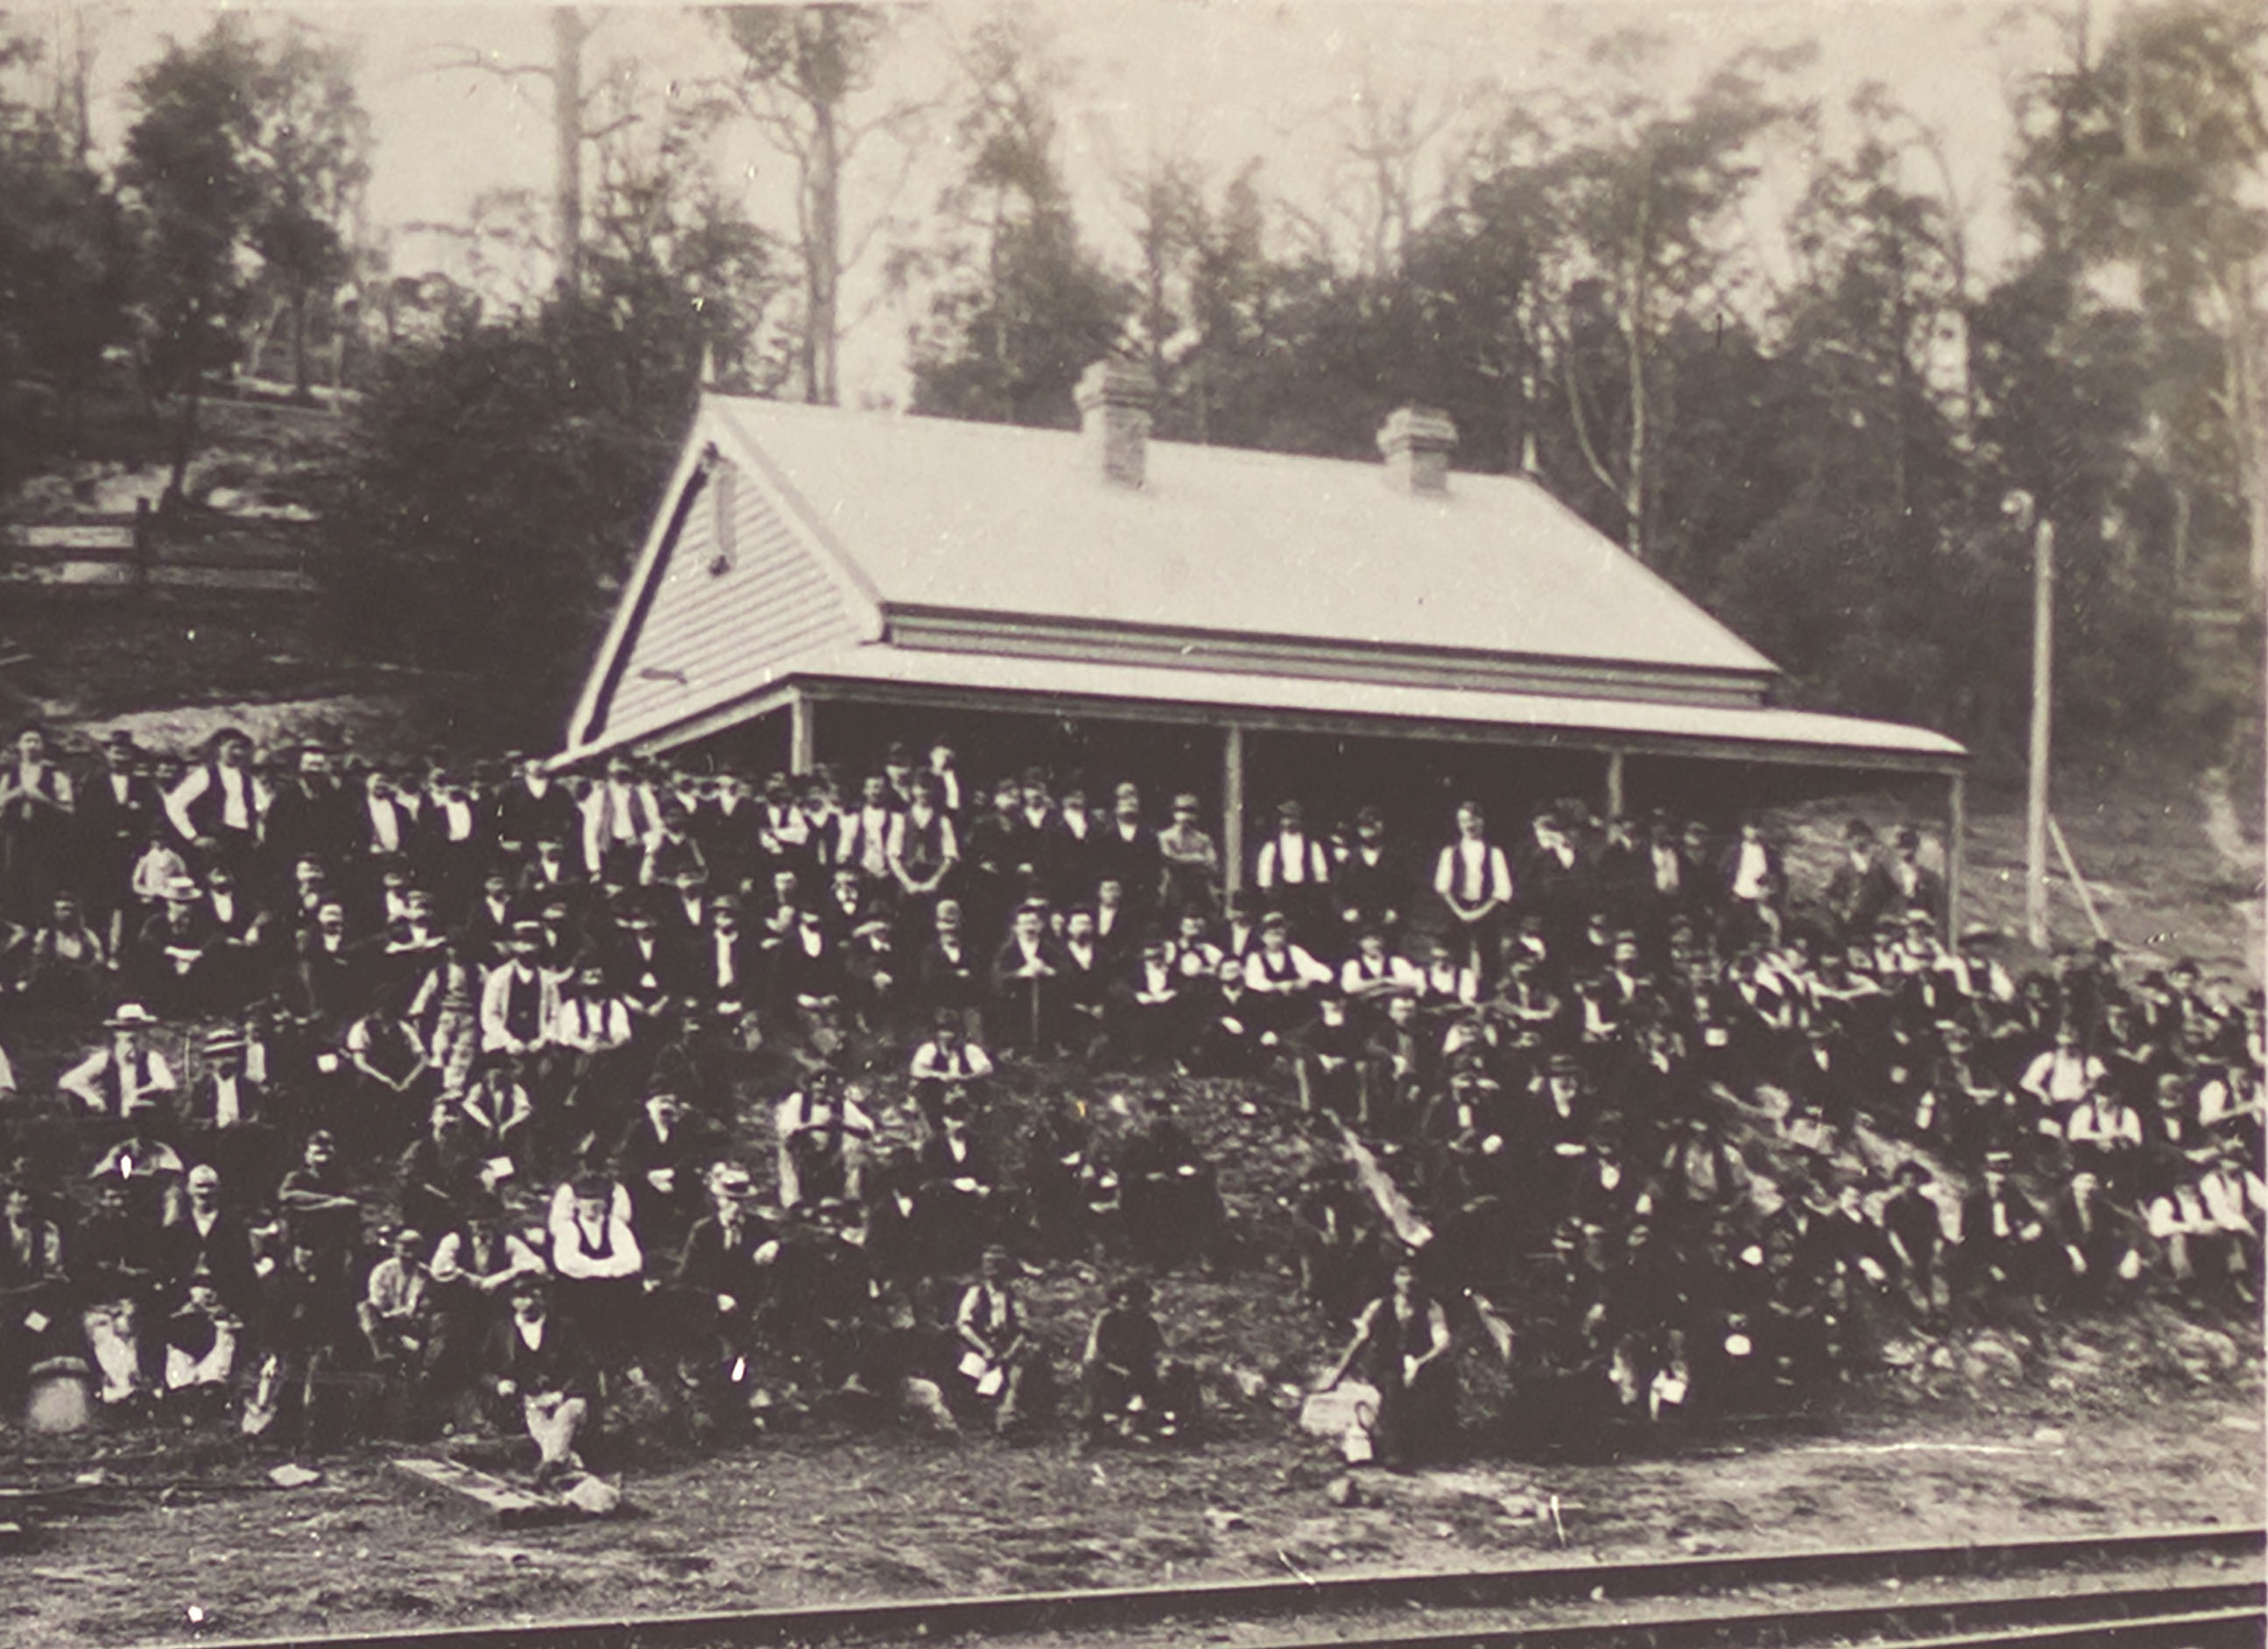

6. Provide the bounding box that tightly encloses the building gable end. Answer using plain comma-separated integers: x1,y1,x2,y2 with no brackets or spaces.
567,419,869,751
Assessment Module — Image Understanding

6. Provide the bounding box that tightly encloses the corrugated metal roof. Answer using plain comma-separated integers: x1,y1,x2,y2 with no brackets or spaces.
707,396,1777,679
567,639,1964,769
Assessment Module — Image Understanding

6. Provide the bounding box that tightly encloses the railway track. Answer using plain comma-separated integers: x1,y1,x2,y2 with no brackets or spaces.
160,1523,2262,1649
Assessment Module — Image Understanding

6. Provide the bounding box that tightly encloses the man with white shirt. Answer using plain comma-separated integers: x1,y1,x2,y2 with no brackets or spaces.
1433,800,1514,989
481,920,560,1061
1243,910,1335,1039
163,728,264,875
909,1008,997,1125
1716,815,1785,948
60,1002,178,1120
356,769,417,887
1255,799,1332,946
836,772,901,895
1340,927,1422,1021
581,756,661,884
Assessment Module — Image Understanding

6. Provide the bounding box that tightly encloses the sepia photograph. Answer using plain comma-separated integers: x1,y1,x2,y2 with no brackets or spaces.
0,0,2261,1642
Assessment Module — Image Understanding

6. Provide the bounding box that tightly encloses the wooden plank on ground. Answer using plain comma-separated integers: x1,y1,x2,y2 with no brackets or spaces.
389,1457,577,1529
150,567,317,593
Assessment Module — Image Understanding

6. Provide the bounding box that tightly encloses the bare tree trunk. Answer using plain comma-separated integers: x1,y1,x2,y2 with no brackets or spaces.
1622,258,1649,562
290,285,313,404
808,67,841,405
2221,261,2268,606
552,7,586,305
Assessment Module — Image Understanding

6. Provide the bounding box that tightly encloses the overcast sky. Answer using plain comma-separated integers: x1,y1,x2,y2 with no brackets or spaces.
39,0,2103,401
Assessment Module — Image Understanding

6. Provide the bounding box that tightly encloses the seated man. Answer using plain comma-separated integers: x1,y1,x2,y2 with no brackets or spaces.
1187,953,1271,1079
482,1272,597,1483
1243,912,1334,1039
1109,936,1187,1071
1293,988,1378,1124
546,1173,644,1371
1340,927,1421,1019
0,1183,68,1405
673,1163,774,1407
427,1195,546,1416
953,1245,1046,1437
773,1070,874,1209
74,1178,163,1408
357,1224,435,1373
1080,1276,1197,1443
60,1002,179,1124
159,1273,243,1419
908,1009,997,1131
612,1088,714,1261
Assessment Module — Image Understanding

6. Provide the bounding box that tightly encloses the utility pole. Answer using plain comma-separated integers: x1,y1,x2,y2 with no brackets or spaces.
2006,490,2054,951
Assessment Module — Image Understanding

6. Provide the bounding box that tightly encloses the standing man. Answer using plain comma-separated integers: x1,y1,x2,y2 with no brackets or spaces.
164,728,264,877
1433,800,1514,989
1,725,75,924
1255,800,1332,947
74,730,158,934
1095,783,1162,929
1156,793,1222,920
1335,805,1408,948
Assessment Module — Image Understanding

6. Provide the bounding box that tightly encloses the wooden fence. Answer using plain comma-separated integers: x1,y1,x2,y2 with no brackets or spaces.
0,501,317,595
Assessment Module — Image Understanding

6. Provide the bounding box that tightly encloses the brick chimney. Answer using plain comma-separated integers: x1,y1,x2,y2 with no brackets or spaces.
1076,359,1155,489
1378,405,1457,495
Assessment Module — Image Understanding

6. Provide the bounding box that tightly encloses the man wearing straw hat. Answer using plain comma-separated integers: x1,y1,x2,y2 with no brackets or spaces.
60,1003,179,1122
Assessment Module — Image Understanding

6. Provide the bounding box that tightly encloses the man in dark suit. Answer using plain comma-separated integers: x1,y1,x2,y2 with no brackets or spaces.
483,1272,600,1483
1954,1151,2046,1321
494,755,580,863
1822,820,1896,944
74,730,162,927
913,897,985,1033
1093,782,1162,928
1884,824,1947,929
990,899,1064,1057
613,1089,715,1260
1334,805,1409,947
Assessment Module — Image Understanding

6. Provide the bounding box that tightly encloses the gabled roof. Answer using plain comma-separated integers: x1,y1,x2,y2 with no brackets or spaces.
702,395,1776,679
562,393,1962,776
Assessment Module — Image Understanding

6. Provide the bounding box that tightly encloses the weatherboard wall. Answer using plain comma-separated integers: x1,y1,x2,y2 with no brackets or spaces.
590,455,861,743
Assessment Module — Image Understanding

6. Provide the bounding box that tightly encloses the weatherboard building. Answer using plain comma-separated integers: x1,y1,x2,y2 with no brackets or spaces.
559,361,1969,920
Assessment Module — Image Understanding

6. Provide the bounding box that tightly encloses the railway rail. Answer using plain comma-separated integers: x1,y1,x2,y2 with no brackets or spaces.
152,1523,2263,1649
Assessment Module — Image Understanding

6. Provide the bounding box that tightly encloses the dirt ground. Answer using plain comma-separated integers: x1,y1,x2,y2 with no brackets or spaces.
1,1293,2258,1647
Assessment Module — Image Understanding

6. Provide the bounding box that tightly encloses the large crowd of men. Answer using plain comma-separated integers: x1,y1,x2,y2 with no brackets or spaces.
0,722,2257,1473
